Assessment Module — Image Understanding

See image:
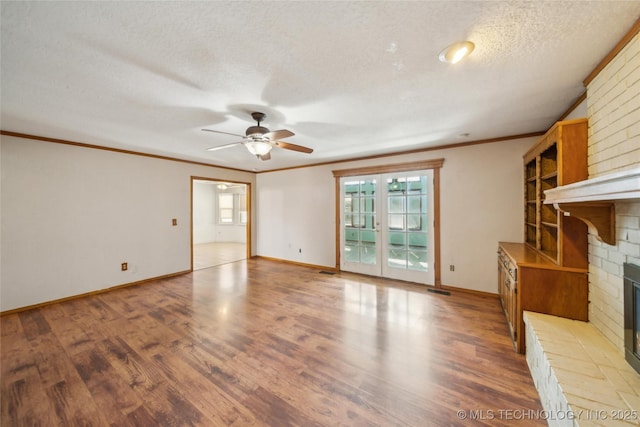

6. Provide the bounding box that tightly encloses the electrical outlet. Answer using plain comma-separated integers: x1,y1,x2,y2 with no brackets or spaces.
449,265,455,271
121,262,128,271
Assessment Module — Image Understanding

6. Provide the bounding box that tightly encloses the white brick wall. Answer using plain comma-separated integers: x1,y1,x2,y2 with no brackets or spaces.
586,30,640,354
587,32,640,177
525,316,574,427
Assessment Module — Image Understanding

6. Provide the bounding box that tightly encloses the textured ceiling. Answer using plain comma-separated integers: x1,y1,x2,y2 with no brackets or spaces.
2,1,640,172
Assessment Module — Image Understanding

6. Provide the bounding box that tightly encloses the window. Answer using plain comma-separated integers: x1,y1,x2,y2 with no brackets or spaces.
219,193,234,224
238,193,247,225
218,191,248,225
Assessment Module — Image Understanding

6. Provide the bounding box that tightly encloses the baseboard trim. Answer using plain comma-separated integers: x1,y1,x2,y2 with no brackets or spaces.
1,269,192,316
440,284,498,298
253,255,338,272
255,256,499,298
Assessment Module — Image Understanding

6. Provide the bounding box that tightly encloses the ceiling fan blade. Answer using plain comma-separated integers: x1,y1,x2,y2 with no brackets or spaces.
259,152,271,161
264,129,294,140
207,142,243,151
275,141,313,154
202,128,245,138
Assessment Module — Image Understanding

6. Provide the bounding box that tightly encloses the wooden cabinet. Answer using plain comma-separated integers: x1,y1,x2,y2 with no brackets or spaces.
498,242,588,352
499,119,590,353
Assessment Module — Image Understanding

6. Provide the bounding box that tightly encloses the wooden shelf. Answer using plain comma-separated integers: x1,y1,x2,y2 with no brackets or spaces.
544,166,640,203
544,166,640,245
499,119,589,353
521,118,588,268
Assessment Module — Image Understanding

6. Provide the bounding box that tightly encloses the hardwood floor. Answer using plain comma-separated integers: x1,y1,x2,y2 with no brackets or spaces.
1,258,544,426
193,242,246,270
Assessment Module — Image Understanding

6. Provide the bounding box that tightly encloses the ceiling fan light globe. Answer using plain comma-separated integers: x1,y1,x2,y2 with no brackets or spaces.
246,141,272,156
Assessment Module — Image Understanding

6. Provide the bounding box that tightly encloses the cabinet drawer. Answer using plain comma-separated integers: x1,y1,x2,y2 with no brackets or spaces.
498,249,517,281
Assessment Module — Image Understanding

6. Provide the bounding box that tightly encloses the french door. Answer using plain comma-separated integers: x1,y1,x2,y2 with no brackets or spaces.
340,170,435,285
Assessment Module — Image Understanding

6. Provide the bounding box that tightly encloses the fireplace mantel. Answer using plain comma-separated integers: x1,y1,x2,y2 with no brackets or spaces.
544,166,640,245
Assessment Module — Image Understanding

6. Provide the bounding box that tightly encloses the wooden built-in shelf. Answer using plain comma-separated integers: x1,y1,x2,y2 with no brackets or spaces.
521,118,588,267
544,166,640,245
500,119,589,353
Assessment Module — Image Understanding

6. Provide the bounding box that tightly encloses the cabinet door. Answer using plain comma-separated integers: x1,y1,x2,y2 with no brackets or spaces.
498,261,507,308
506,278,517,341
498,259,516,342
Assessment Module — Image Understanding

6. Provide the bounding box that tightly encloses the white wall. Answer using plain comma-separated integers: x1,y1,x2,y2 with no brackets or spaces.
257,136,536,293
0,135,255,311
193,181,217,244
257,166,337,266
192,181,247,244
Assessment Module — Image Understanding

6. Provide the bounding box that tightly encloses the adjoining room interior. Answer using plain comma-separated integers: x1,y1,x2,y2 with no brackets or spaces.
192,179,248,270
1,2,640,426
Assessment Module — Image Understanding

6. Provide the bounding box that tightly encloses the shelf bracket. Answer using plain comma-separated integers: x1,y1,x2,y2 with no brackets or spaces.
553,202,616,245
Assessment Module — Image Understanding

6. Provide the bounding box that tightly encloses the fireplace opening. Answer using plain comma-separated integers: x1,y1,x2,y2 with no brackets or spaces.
624,263,640,375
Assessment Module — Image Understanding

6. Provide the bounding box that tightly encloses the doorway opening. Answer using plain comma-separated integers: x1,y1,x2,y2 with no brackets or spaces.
191,178,250,270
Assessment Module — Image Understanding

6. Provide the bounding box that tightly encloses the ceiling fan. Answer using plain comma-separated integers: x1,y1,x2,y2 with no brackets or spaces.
202,112,313,161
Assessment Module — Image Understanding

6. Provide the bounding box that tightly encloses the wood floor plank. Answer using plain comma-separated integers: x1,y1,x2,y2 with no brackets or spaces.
1,258,546,426
45,377,110,427
150,350,259,426
4,376,56,427
70,346,145,425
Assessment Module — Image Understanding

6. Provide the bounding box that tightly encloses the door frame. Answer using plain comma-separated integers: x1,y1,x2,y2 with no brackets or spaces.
190,176,252,271
332,159,444,288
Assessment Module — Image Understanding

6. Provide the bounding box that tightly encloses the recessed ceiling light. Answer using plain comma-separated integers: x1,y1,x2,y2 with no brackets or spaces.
439,41,475,64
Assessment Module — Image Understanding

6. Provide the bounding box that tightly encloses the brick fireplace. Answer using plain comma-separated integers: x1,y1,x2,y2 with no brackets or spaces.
523,26,640,426
624,263,640,375
586,27,640,356
590,201,640,355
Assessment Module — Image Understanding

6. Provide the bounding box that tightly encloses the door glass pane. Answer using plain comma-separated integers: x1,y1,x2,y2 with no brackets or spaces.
388,196,404,213
407,195,424,213
344,195,354,227
407,214,423,231
408,176,427,191
387,248,407,268
387,231,405,246
408,249,428,271
343,178,377,265
344,243,359,262
360,242,377,265
385,174,429,272
388,213,405,230
408,231,427,248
